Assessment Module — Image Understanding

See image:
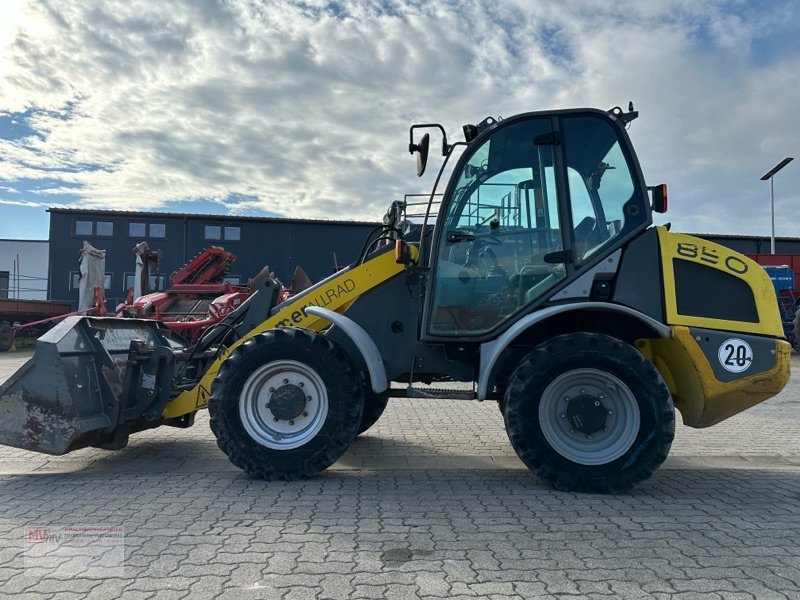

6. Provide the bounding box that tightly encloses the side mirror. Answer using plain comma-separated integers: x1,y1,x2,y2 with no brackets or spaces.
412,133,430,177
649,184,668,213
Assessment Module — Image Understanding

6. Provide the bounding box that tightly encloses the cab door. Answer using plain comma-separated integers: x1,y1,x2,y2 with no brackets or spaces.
422,110,649,340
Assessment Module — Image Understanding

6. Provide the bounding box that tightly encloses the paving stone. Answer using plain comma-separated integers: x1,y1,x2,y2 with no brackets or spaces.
0,352,800,598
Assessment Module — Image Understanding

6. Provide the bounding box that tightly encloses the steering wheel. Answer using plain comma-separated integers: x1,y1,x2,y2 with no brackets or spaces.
464,238,505,277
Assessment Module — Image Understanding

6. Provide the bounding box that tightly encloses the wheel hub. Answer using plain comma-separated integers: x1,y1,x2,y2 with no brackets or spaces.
239,359,329,451
566,395,607,434
538,368,641,466
269,385,307,421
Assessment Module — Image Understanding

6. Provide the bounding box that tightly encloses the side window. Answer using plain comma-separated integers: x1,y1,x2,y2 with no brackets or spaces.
204,224,241,241
204,225,222,240
429,117,565,336
563,116,639,263
74,221,92,236
96,221,113,236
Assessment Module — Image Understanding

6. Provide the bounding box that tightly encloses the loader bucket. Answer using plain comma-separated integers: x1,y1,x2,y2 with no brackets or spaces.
0,316,179,455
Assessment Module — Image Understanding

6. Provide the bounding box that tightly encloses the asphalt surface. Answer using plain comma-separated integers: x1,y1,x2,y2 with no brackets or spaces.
0,349,799,599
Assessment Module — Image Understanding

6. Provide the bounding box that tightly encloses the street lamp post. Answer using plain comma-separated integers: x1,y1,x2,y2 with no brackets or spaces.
761,157,794,254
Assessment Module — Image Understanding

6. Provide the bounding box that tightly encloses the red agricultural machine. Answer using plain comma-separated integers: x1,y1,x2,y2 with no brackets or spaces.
118,246,307,343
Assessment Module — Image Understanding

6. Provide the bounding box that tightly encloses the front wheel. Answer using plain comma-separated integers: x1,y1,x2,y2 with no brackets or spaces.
208,328,364,480
504,333,674,493
357,390,389,435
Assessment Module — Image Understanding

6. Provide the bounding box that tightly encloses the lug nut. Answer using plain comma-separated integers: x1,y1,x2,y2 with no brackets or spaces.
273,417,279,422
569,428,575,434
602,426,608,432
560,413,566,419
298,382,304,388
269,387,275,393
586,435,592,440
283,379,289,384
289,420,294,426
608,410,614,416
303,412,308,417
594,400,600,407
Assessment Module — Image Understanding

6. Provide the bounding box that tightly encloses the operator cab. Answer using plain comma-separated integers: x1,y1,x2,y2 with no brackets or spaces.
421,108,651,339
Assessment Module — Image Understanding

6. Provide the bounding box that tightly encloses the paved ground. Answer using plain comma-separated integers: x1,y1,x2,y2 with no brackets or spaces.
0,349,799,599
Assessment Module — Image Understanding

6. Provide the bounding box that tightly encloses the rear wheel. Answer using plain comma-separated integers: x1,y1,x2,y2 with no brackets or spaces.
208,328,364,480
504,332,674,493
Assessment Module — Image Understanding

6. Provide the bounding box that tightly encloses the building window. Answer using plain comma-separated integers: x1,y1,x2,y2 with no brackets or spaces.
75,220,115,236
124,273,166,292
128,222,166,239
70,272,112,290
96,221,114,236
205,224,241,241
204,225,222,240
75,220,93,235
148,274,165,290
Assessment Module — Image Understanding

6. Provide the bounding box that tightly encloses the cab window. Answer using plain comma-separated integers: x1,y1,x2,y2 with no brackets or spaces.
429,117,565,336
563,116,639,263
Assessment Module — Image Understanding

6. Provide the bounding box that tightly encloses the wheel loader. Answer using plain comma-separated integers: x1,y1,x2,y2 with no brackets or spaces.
0,105,790,492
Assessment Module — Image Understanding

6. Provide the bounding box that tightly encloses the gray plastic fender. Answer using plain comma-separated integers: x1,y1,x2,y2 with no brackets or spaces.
477,302,672,399
304,306,389,394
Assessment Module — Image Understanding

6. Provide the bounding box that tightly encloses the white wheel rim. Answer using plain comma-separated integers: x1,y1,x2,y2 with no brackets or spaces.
538,368,640,465
239,360,329,450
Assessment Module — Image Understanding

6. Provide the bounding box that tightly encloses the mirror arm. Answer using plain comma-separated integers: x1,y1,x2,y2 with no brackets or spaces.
409,123,451,156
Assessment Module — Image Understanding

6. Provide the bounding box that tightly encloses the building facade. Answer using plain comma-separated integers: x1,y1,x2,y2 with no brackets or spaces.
45,207,800,309
48,208,380,308
0,239,49,300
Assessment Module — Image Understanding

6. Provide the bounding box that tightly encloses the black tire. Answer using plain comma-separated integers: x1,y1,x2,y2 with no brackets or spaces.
208,327,364,480
357,390,389,435
0,323,14,352
503,332,674,493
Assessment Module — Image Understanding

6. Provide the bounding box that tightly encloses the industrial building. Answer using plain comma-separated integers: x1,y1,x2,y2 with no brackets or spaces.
3,206,800,308
0,239,49,300
46,208,381,309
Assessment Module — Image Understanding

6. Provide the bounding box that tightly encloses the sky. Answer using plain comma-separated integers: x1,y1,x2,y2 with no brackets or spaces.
0,0,799,240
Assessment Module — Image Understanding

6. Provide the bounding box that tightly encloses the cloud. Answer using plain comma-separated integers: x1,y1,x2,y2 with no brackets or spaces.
0,0,798,237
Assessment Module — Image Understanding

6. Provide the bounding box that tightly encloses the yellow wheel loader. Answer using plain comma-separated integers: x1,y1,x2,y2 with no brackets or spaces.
0,105,790,492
